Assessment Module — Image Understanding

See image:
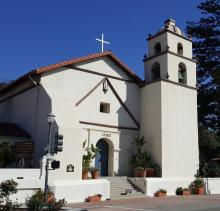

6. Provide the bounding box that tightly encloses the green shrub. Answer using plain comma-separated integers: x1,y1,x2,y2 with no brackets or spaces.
25,189,65,211
0,142,15,167
175,187,183,195
0,179,21,210
47,198,65,211
25,189,46,211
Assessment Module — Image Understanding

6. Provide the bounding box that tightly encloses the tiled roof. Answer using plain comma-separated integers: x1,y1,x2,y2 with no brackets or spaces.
0,122,31,137
0,51,142,95
35,51,142,82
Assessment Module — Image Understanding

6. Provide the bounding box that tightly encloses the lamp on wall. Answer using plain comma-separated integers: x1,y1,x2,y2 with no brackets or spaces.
47,112,56,124
103,80,108,93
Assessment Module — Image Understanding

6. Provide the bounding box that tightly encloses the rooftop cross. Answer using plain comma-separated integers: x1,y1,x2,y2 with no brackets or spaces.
96,33,110,52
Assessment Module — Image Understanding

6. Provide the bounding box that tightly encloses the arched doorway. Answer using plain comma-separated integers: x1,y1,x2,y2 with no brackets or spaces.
95,139,109,176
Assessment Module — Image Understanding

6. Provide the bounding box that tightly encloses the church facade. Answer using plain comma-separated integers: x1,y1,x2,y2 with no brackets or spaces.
0,19,199,181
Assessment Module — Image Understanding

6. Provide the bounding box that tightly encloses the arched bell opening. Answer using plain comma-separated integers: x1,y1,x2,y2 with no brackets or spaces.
178,62,187,84
151,62,161,80
154,42,161,55
177,43,183,55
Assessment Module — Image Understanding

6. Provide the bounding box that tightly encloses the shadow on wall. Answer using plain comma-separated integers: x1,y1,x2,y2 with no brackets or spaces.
115,80,139,177
33,85,59,167
0,84,59,168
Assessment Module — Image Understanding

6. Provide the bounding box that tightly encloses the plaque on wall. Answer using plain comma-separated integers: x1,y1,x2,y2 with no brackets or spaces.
67,164,74,172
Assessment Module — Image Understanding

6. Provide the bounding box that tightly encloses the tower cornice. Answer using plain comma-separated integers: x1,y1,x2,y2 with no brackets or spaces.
143,50,197,63
141,79,197,90
147,29,193,42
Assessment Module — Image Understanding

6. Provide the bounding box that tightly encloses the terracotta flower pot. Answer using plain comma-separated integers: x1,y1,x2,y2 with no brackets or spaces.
183,190,190,196
47,194,54,202
87,195,101,202
91,170,99,179
82,170,88,180
145,168,155,177
194,187,205,195
134,168,146,177
155,192,166,197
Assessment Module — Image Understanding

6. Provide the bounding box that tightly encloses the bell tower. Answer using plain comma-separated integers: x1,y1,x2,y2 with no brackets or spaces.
140,19,199,178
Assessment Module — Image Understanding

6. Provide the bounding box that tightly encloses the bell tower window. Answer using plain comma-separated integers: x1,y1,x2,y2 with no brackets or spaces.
177,43,183,55
178,63,187,84
151,62,161,80
154,43,161,55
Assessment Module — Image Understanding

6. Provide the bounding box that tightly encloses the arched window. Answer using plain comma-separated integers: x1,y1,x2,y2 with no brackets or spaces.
178,62,187,84
151,62,161,80
177,43,183,55
154,43,161,55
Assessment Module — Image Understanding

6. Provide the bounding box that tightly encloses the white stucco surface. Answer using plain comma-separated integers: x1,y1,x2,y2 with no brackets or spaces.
140,80,199,178
0,169,44,203
130,177,220,197
50,179,110,203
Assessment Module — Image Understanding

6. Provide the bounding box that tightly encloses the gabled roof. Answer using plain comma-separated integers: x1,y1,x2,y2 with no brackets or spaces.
0,51,142,95
0,122,31,137
35,51,142,83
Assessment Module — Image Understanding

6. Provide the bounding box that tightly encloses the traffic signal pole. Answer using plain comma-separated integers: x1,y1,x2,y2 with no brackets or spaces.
44,122,52,202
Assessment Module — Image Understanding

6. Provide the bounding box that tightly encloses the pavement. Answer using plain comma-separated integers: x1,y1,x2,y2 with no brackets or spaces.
66,195,220,211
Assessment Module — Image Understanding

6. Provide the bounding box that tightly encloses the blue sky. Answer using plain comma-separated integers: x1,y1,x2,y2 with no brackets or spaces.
0,0,201,81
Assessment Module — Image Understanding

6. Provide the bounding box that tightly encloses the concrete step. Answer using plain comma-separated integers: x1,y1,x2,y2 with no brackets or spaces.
102,176,144,199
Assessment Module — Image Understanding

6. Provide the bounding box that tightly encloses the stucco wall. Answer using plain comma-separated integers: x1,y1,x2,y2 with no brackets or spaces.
39,59,140,180
140,80,199,178
148,33,167,57
167,33,192,58
0,56,140,180
140,82,162,168
161,81,199,178
0,85,55,167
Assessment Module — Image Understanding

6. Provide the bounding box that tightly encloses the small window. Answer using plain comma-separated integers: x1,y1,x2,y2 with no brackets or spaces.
100,102,110,113
154,42,161,55
177,43,183,55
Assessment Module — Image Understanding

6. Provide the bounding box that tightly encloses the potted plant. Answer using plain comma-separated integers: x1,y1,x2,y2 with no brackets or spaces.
47,191,54,202
182,188,190,196
176,187,190,196
145,162,160,177
82,140,100,180
91,167,99,179
175,187,183,195
87,194,102,202
192,178,205,195
131,136,150,177
155,189,167,197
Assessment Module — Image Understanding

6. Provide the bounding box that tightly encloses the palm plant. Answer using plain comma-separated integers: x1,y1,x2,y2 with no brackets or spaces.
131,136,150,168
82,140,100,171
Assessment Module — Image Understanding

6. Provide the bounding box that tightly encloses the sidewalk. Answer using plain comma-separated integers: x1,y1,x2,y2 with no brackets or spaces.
66,195,220,211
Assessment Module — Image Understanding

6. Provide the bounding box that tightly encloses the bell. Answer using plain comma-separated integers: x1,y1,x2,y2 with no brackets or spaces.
178,71,184,80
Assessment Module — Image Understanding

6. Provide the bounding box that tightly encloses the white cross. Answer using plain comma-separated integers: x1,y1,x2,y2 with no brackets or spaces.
96,33,110,52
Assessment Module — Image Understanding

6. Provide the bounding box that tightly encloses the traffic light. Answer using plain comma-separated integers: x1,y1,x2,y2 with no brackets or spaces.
51,160,60,169
54,132,63,153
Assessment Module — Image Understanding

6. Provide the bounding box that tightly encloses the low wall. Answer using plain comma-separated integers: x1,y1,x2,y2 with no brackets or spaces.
50,179,110,203
0,168,44,203
205,178,220,194
129,177,220,196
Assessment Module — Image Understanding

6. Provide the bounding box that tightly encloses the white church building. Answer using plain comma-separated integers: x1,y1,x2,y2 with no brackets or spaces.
0,19,208,202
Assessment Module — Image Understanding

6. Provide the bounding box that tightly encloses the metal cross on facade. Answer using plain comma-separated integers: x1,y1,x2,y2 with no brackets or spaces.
96,33,110,52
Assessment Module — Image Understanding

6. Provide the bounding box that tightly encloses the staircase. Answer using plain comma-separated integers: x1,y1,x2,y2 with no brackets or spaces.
102,176,145,199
